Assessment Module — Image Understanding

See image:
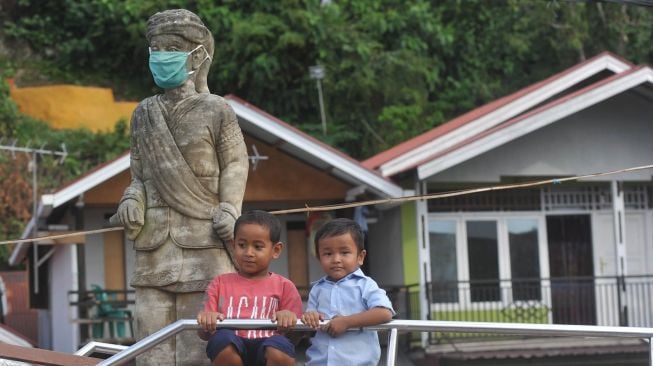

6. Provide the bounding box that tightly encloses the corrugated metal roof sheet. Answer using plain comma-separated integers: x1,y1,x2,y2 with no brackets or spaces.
426,337,648,361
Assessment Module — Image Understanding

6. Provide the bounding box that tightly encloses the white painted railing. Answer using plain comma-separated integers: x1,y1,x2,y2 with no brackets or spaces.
94,319,653,366
74,341,127,356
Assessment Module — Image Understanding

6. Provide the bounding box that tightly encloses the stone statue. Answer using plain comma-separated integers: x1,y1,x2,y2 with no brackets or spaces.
110,9,249,366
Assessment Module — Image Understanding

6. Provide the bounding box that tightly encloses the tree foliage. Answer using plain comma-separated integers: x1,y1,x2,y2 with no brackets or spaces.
0,76,130,263
0,153,31,268
3,0,653,157
1,0,651,264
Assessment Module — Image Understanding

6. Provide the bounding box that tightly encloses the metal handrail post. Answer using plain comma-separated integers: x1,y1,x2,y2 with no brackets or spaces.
649,337,652,366
386,327,398,366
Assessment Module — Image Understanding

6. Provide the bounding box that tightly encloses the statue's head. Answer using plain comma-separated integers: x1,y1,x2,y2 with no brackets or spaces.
146,9,214,93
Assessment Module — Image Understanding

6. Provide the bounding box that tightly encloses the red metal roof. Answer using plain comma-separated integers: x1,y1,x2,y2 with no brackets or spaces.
0,271,38,345
408,65,648,175
361,51,633,171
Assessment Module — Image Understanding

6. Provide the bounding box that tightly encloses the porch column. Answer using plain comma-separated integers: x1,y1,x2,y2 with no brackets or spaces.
415,180,431,347
611,180,628,326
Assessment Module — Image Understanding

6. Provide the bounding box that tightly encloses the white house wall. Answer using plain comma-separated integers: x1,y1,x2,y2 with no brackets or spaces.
307,247,323,283
427,92,653,183
83,208,107,290
49,245,79,353
367,206,405,286
268,223,289,278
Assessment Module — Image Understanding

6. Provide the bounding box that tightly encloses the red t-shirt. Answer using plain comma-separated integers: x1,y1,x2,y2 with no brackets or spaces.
203,272,303,338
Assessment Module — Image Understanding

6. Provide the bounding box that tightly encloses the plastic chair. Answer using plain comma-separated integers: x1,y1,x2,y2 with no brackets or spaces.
90,284,133,339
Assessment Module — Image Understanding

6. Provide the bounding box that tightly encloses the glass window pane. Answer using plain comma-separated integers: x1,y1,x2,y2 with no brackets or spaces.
429,220,458,303
508,219,541,301
467,221,500,302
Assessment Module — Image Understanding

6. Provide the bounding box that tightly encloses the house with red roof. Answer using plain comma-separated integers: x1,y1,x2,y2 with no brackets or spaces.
364,51,653,364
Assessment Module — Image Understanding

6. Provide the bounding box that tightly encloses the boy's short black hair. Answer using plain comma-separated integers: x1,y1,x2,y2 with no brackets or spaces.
314,218,364,255
234,210,281,243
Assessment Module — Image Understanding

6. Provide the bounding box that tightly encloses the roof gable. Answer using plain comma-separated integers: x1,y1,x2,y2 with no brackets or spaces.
225,95,403,198
417,66,653,180
39,96,403,211
363,52,633,177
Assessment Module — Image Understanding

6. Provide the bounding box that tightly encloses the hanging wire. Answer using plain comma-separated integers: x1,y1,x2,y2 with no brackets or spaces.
0,163,651,246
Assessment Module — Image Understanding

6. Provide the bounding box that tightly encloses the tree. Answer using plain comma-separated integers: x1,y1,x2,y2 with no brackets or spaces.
0,77,130,263
0,154,31,269
2,0,652,159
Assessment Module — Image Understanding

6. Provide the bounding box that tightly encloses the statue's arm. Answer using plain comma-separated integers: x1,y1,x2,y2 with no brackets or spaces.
112,106,147,239
212,101,249,243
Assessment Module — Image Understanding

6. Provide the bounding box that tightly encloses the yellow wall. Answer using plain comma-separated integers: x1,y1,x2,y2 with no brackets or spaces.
9,82,138,132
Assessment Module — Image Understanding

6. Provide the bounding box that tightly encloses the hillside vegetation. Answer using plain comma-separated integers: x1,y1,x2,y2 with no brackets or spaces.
0,0,651,265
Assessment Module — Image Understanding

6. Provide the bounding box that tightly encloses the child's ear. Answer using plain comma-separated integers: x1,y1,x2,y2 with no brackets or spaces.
357,249,367,266
272,242,283,259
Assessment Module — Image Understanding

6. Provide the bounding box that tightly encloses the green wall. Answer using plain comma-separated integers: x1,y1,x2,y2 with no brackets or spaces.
401,202,419,285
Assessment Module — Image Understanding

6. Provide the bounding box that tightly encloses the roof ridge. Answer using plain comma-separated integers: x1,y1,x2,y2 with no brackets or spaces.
362,51,633,171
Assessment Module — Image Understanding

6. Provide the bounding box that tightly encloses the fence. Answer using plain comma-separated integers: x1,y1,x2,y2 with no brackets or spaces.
383,275,653,345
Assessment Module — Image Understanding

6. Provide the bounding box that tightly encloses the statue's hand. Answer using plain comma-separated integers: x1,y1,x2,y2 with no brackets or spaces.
212,202,238,244
116,199,145,240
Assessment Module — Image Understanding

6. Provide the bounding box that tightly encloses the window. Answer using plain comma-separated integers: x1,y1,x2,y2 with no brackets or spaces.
427,216,545,305
466,221,500,302
429,220,458,302
507,219,541,301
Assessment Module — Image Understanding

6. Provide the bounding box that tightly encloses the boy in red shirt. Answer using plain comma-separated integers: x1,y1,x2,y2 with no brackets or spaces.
197,210,302,366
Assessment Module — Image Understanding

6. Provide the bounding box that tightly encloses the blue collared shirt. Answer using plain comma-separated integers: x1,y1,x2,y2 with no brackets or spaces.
305,268,395,366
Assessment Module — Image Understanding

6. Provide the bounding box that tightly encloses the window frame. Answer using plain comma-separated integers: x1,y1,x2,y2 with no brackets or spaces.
427,212,550,308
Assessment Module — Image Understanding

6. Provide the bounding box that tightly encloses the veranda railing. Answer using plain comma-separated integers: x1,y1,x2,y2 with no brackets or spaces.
90,319,653,366
423,275,653,331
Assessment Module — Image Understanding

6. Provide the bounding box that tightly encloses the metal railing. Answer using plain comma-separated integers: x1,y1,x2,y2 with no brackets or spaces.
95,319,653,366
309,276,653,346
74,341,127,357
398,275,653,344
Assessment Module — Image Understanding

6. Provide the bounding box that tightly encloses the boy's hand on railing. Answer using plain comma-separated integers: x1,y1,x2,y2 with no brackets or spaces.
301,311,324,329
197,311,225,333
272,310,297,333
322,315,349,337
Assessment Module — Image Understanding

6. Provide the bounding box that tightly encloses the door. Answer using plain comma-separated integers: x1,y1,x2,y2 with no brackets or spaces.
546,215,596,325
104,230,126,294
286,221,309,298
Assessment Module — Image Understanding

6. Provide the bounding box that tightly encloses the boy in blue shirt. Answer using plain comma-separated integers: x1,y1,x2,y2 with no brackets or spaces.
301,218,395,366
